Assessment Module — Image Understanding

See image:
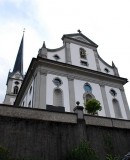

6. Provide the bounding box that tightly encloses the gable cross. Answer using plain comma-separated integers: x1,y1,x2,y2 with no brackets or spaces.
77,29,82,33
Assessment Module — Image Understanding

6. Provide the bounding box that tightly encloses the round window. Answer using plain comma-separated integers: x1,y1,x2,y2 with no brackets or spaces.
84,83,92,92
53,78,62,87
110,89,117,96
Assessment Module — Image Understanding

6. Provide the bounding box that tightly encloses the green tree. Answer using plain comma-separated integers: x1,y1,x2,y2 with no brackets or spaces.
84,99,102,115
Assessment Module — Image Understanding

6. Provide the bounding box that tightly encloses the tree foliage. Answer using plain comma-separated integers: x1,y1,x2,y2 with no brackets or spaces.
85,99,102,115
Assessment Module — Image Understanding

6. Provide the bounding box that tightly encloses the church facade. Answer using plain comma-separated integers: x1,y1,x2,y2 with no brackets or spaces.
4,31,130,119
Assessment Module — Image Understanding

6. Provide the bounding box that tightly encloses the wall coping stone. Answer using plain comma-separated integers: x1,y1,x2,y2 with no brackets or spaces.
0,104,130,129
0,104,77,124
84,114,130,129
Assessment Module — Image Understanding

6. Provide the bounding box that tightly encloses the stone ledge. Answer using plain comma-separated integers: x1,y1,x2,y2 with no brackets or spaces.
84,115,113,127
112,119,130,129
0,104,77,124
84,115,130,129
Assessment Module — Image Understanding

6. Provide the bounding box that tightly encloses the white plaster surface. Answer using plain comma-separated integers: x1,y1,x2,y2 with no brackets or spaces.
47,48,65,63
105,86,127,119
70,43,97,70
46,74,70,112
74,79,106,116
98,59,114,75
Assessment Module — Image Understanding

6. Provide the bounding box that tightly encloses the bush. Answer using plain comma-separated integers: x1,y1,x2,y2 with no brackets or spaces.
0,146,11,160
66,140,99,160
84,99,102,115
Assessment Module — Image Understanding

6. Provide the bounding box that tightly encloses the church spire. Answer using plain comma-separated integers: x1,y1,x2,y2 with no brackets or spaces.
13,31,24,75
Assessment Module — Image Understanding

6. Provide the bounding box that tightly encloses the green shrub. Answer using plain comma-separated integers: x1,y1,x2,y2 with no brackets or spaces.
84,99,102,115
0,146,11,160
66,140,99,160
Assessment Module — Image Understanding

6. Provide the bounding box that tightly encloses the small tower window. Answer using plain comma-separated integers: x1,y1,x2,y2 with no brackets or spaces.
80,48,86,59
84,83,92,92
53,54,60,60
29,86,32,94
104,68,109,73
53,78,62,87
13,86,19,94
110,89,117,97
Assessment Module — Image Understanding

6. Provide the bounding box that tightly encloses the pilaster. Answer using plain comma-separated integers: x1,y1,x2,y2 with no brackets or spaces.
100,84,111,117
93,49,101,72
65,42,72,64
68,77,75,112
39,71,47,109
33,69,47,109
120,87,130,119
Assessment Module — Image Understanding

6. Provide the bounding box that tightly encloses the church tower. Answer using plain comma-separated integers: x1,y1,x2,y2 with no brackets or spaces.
3,33,24,105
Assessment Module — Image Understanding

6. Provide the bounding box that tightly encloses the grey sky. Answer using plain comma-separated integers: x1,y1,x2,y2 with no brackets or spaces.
0,0,130,107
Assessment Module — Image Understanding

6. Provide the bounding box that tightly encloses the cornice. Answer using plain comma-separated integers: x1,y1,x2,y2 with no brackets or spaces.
63,37,97,49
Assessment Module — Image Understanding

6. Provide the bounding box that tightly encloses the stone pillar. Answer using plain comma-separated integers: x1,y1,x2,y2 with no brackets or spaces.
100,84,111,117
68,77,75,112
93,49,101,72
73,102,84,119
120,87,130,120
65,42,72,64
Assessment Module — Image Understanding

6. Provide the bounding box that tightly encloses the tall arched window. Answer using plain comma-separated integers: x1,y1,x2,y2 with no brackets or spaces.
53,88,63,107
86,94,93,101
112,99,122,118
13,86,19,94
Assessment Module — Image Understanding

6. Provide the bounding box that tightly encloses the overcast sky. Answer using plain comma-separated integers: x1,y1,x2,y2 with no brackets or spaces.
0,0,130,107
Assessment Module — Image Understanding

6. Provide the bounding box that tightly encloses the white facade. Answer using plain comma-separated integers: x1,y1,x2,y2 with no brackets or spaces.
13,32,130,120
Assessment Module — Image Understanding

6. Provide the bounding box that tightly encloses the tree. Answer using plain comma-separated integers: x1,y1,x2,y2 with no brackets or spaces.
84,99,102,115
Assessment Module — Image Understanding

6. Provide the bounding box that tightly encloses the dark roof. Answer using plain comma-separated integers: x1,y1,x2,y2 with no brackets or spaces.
13,34,24,75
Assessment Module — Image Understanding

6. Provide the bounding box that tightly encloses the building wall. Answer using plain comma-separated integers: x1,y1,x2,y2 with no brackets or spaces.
98,59,114,75
47,48,66,63
46,74,70,112
70,43,97,70
105,86,127,119
74,79,106,116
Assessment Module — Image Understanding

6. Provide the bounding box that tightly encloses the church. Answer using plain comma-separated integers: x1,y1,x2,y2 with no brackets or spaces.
3,30,130,120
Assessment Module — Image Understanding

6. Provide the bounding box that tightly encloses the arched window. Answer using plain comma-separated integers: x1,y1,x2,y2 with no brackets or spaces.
86,94,93,101
53,88,63,107
13,86,19,94
112,99,122,118
84,83,92,92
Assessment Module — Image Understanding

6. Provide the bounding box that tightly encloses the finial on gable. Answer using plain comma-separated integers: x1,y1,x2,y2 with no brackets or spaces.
112,61,119,76
112,61,116,67
77,29,82,34
38,41,47,58
42,41,46,48
23,28,25,34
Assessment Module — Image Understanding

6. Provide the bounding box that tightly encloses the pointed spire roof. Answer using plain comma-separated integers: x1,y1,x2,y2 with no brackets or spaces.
13,33,24,75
